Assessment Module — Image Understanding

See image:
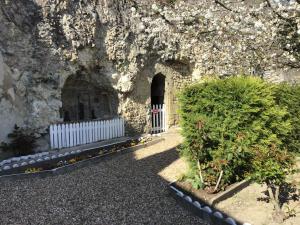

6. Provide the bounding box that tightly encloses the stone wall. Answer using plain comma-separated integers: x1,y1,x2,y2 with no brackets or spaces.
0,0,299,151
0,52,27,142
264,68,300,84
154,62,192,127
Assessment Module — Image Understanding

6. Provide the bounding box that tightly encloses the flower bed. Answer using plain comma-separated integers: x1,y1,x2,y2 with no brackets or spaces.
0,136,156,177
169,182,252,225
173,179,250,206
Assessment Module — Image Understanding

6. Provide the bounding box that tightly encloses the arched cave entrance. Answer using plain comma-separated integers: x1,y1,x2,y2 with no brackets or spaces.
62,74,118,122
151,73,165,105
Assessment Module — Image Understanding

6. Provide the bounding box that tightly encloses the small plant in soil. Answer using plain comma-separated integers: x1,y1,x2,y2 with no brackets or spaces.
99,150,105,155
284,203,299,219
251,145,295,222
56,161,64,167
25,168,43,173
68,158,77,164
0,125,36,157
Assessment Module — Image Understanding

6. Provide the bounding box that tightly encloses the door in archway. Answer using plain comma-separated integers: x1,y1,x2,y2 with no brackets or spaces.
151,74,167,133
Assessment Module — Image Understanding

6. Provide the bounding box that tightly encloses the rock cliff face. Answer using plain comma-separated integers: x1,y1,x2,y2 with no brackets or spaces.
0,0,299,149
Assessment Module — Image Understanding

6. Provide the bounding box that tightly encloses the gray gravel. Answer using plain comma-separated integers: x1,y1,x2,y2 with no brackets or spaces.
0,144,206,225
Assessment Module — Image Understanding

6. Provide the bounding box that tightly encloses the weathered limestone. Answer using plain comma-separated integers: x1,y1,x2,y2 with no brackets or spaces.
0,0,299,150
0,51,27,142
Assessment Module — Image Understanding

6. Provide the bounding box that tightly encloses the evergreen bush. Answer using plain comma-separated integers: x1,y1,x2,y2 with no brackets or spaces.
0,125,36,157
274,83,300,154
178,76,293,190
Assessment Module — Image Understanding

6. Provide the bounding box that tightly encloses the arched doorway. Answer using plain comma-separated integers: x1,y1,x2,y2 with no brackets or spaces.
151,73,165,105
61,74,118,122
151,74,167,133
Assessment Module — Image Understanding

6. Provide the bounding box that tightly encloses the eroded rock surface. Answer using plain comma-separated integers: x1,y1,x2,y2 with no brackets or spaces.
0,0,299,148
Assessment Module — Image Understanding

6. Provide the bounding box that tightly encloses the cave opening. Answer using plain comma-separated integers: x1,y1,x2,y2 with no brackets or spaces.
61,74,118,122
150,73,167,133
151,73,165,105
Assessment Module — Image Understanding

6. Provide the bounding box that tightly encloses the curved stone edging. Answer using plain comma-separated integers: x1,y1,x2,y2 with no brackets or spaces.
0,138,165,181
0,152,50,168
0,138,132,171
169,183,251,225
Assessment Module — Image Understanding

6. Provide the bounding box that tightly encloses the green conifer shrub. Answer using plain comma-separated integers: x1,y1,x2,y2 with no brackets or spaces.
178,76,293,190
0,125,36,157
274,83,300,154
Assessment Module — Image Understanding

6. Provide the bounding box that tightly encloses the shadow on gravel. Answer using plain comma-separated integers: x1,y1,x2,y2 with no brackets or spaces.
132,146,180,174
0,144,207,225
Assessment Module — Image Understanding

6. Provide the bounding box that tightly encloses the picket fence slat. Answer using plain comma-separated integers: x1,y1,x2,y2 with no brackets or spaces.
117,118,120,137
104,121,107,140
77,123,80,146
58,125,62,149
109,120,112,139
107,121,109,139
50,117,125,149
82,122,85,145
111,120,113,139
88,122,92,144
96,121,99,142
114,119,116,138
112,119,115,138
71,124,75,147
105,121,108,140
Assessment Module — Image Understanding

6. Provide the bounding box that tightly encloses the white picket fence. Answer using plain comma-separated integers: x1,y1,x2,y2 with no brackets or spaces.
151,104,167,133
50,118,125,149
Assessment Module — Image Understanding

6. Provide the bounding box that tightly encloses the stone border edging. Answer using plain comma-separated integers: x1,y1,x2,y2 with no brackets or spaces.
0,137,131,172
169,182,252,225
0,138,165,181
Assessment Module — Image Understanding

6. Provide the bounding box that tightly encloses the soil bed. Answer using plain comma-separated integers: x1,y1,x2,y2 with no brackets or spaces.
170,181,245,225
174,180,247,205
172,171,299,225
175,181,216,204
172,157,300,225
0,137,155,176
215,157,300,225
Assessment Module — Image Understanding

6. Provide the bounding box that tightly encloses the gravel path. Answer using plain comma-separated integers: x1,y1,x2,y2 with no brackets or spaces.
0,131,206,225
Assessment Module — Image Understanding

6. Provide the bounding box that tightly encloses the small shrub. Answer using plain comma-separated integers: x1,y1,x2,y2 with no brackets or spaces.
25,168,43,173
178,76,293,190
251,144,295,222
0,125,36,157
274,83,300,153
68,158,77,164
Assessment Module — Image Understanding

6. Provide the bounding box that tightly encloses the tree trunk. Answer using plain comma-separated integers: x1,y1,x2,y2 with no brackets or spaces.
197,161,204,183
267,186,285,223
214,170,223,192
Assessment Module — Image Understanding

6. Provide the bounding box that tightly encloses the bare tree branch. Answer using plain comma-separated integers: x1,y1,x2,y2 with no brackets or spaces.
265,0,294,21
214,0,233,12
